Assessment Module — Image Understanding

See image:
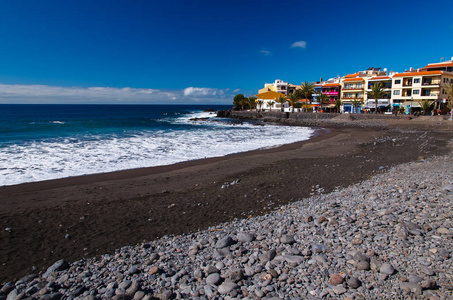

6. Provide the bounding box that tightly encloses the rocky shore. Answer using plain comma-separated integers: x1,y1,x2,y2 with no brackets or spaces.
1,116,453,299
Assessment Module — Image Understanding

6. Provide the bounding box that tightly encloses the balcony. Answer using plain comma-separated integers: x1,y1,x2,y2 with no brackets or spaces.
323,91,339,96
342,87,363,91
422,80,441,86
341,97,363,101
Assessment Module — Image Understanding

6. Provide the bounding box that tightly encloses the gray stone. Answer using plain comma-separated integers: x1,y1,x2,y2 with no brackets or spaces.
236,232,255,243
408,276,423,283
260,249,277,263
280,235,295,244
331,285,347,295
400,282,422,294
43,260,70,278
217,282,238,294
380,263,395,275
347,277,361,289
206,273,221,286
215,236,235,248
356,260,370,271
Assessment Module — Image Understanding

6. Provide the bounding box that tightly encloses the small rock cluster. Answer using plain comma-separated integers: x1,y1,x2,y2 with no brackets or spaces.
1,153,453,299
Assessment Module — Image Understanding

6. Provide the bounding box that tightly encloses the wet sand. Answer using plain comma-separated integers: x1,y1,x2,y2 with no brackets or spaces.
1,121,452,283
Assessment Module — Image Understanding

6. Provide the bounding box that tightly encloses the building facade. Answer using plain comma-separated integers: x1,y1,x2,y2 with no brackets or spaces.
366,76,392,110
391,70,453,112
258,79,291,96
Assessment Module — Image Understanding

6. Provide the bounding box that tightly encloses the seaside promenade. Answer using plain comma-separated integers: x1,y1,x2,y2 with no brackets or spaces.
0,115,452,299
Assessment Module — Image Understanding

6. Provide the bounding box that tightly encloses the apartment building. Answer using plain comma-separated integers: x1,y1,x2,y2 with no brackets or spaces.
341,77,365,113
391,70,453,112
258,79,291,96
421,57,453,72
340,68,388,113
366,76,392,110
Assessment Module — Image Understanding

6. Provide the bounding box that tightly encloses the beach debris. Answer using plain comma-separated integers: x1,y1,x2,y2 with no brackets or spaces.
4,227,12,233
167,203,175,208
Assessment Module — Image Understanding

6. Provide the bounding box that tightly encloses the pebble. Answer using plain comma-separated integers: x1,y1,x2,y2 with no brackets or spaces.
4,152,453,299
329,274,344,285
380,263,395,275
206,273,221,285
217,282,238,294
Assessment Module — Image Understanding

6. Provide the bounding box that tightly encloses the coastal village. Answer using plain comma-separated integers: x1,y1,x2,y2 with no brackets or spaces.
243,57,453,115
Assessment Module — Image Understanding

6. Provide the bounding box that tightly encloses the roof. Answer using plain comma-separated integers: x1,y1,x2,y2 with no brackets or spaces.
393,71,444,77
423,62,453,69
345,73,359,78
255,91,286,100
322,83,341,87
343,78,364,82
368,76,391,81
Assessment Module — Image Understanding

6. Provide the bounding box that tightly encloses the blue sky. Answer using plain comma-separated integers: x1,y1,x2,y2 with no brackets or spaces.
0,0,452,104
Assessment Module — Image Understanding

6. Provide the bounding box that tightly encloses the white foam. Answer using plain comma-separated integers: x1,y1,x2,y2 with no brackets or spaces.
0,119,314,186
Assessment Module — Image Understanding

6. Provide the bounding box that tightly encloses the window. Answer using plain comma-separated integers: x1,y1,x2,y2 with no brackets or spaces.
414,78,420,83
413,90,420,95
393,90,400,95
395,79,401,84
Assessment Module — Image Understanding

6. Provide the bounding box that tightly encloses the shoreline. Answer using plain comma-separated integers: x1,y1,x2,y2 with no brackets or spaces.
1,119,453,284
0,126,328,199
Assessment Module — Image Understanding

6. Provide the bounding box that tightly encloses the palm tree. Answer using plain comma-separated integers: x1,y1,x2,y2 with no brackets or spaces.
419,100,434,115
351,98,363,113
300,81,315,113
256,100,264,111
233,94,246,110
247,96,257,111
238,99,247,111
287,93,298,112
335,99,342,113
268,100,275,111
443,81,453,121
277,95,287,112
318,92,330,112
367,83,387,114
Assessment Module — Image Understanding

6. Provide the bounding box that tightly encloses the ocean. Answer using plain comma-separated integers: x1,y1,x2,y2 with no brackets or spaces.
0,104,314,186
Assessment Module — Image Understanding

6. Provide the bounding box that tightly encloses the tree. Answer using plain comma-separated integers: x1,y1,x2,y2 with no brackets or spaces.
256,100,264,111
351,98,363,113
419,100,434,115
268,100,275,111
287,93,298,112
443,81,453,121
238,98,247,111
247,96,257,111
318,92,330,112
300,81,315,113
277,95,287,112
335,99,342,113
233,94,246,110
367,83,387,114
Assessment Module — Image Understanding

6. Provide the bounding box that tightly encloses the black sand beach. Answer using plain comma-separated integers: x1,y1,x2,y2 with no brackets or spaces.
1,117,452,283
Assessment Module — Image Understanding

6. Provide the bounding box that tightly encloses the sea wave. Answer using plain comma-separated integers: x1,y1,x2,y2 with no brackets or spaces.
0,113,314,186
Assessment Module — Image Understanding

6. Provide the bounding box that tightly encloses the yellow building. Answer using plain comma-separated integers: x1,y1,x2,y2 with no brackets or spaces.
341,77,365,113
255,91,286,111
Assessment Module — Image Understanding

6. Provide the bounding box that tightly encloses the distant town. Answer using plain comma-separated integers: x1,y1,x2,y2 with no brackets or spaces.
235,57,453,115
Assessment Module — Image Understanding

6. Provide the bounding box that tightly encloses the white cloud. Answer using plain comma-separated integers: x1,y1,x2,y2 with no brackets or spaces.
260,50,272,56
290,41,307,49
0,84,233,104
182,87,231,102
233,88,241,93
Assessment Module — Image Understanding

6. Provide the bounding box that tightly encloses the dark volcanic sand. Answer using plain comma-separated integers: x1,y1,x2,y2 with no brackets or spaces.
0,123,452,283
